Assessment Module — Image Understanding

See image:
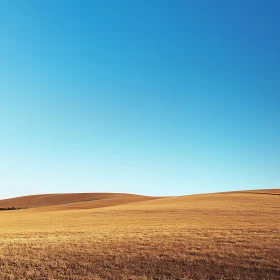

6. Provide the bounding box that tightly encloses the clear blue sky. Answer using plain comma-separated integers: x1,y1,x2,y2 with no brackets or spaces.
1,0,279,198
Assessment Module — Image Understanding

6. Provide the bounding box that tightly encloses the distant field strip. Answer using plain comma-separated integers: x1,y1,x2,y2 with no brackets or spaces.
0,193,160,209
243,191,280,196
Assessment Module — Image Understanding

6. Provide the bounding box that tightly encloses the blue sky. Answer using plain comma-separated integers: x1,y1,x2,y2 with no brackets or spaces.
1,0,279,198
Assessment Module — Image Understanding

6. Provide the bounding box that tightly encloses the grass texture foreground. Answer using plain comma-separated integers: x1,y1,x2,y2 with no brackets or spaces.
0,190,279,280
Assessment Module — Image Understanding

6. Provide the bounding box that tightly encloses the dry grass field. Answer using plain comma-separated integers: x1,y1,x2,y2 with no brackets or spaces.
0,190,279,280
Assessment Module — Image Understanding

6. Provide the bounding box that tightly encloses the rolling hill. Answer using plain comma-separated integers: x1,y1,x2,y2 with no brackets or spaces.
0,189,279,279
0,192,159,209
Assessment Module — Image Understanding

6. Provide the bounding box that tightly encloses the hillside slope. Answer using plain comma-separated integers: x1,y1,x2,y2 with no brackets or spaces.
0,193,157,209
0,189,278,210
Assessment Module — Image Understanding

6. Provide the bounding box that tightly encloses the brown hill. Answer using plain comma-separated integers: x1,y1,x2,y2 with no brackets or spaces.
0,193,158,209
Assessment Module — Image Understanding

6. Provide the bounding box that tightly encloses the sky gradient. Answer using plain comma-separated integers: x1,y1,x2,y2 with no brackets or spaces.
1,0,279,198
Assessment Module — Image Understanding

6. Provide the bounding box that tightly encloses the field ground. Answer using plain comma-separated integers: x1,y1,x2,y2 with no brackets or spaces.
0,190,279,280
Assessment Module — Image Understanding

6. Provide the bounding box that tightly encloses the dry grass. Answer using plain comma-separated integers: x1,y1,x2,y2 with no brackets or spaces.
0,190,279,279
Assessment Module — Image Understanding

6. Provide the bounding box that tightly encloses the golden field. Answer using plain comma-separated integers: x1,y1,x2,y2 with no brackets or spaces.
0,190,279,280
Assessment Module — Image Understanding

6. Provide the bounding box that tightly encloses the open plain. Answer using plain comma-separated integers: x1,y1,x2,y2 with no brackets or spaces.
0,190,279,280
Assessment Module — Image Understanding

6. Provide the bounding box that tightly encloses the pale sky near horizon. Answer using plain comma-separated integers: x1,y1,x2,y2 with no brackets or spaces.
1,1,279,199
